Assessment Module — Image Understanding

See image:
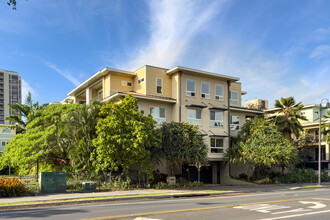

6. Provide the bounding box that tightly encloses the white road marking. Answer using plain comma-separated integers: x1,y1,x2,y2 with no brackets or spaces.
272,208,309,215
260,209,330,220
299,201,327,209
234,204,291,213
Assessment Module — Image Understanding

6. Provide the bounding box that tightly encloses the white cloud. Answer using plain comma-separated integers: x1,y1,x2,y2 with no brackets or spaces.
21,79,36,101
44,61,81,86
309,45,330,59
121,0,229,70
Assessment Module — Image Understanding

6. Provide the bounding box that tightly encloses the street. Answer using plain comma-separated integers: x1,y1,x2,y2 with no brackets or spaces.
1,188,330,220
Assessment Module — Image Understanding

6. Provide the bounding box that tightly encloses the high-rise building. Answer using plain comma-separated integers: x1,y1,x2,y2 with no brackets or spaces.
0,69,21,153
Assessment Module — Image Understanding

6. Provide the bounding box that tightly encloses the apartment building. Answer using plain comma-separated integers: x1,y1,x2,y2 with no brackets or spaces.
0,69,21,153
63,65,263,184
265,104,330,171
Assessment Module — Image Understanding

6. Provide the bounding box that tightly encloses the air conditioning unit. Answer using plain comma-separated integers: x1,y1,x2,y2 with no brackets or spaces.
191,92,195,97
201,94,206,98
215,96,220,100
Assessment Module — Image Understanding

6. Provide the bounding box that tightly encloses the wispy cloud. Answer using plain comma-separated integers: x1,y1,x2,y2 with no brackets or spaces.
44,61,80,86
309,45,330,59
21,79,36,101
121,0,229,70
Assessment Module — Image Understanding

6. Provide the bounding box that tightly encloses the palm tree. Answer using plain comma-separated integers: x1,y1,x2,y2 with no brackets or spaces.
272,97,307,142
321,110,330,143
5,92,47,133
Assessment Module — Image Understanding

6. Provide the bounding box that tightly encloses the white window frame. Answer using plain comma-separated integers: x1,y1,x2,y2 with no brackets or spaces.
187,108,202,125
201,82,210,99
230,90,239,106
138,77,145,84
210,138,224,153
186,80,196,97
210,111,224,127
230,115,240,130
156,78,163,94
150,106,166,124
215,84,224,101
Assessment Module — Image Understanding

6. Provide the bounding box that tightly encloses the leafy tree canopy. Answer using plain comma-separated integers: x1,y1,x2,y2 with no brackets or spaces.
92,95,161,175
226,118,297,176
157,121,208,175
1,103,80,174
322,110,330,143
272,97,307,141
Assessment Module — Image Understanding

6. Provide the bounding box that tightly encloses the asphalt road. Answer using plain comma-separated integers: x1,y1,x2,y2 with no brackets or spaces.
1,188,330,220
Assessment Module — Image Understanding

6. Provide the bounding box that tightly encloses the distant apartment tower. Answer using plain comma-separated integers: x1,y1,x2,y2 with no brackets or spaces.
0,69,21,152
244,99,268,110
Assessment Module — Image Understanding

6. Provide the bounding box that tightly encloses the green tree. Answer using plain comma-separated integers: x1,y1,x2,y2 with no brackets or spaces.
226,118,297,178
272,97,307,141
6,0,17,10
1,103,78,174
5,92,47,133
322,110,330,143
156,122,208,177
62,102,102,175
92,95,161,177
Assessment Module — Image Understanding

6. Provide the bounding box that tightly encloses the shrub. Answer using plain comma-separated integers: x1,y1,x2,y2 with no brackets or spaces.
280,169,317,183
0,176,27,197
154,182,169,189
152,170,167,184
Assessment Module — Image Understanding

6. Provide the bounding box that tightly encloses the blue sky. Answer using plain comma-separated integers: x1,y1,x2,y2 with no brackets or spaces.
1,0,330,107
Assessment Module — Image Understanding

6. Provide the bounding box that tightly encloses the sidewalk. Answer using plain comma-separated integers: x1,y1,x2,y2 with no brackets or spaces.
1,182,330,208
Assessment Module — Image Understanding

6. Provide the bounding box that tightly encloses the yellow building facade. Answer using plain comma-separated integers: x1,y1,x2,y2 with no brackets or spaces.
63,65,263,184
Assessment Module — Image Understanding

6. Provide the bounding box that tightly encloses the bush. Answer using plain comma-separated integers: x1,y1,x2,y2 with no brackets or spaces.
152,170,167,184
280,169,317,183
0,176,28,197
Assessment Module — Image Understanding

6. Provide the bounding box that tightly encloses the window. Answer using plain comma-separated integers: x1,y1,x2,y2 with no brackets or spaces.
186,80,196,96
121,80,132,87
150,107,165,124
78,100,86,105
156,78,162,94
315,147,326,161
187,109,201,125
210,111,223,127
201,82,210,99
1,142,5,147
1,128,11,134
138,77,145,84
230,91,239,106
210,138,224,153
230,115,239,130
215,84,224,101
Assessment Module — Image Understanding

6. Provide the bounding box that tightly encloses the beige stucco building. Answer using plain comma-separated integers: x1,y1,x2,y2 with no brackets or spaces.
63,65,263,184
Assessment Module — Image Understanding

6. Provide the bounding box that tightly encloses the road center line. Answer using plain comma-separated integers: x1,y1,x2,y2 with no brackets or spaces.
81,197,311,220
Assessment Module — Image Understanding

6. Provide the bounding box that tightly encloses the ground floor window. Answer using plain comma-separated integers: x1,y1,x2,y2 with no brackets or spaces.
210,138,224,153
150,107,165,124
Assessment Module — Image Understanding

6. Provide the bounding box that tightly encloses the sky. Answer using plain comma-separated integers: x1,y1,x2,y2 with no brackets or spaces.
0,0,330,107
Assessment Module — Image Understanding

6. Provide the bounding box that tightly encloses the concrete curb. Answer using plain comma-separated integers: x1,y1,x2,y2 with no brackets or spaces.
0,192,237,210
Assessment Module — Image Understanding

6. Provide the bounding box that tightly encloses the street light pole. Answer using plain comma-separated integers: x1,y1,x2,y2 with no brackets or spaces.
318,98,330,186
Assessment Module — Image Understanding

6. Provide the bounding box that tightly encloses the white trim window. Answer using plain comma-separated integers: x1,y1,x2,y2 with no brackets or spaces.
187,109,201,125
230,91,239,106
230,115,240,130
121,80,133,87
210,138,224,153
138,77,145,84
210,111,224,127
201,82,210,99
150,107,165,124
186,80,196,97
156,78,163,94
215,84,224,101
